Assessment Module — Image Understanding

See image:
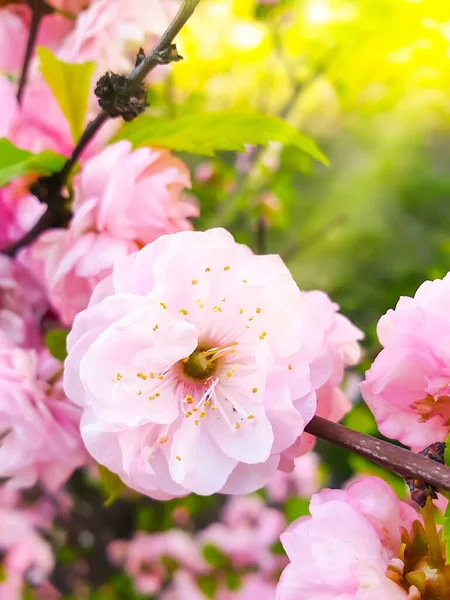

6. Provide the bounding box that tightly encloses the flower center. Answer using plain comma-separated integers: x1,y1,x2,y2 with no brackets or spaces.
183,347,217,381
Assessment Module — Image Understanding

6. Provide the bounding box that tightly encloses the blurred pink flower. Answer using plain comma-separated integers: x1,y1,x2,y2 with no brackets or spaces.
0,335,86,490
64,228,332,498
108,530,207,595
276,476,419,600
361,273,450,449
280,290,363,468
20,141,196,325
0,255,47,348
266,452,321,503
201,495,286,574
0,489,54,600
58,0,178,75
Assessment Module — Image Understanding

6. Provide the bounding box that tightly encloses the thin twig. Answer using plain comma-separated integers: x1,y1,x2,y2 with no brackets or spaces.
305,416,450,492
17,0,44,104
2,0,203,256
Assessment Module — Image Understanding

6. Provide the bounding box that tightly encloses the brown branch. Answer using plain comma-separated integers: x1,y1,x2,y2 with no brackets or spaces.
305,416,450,492
17,0,47,104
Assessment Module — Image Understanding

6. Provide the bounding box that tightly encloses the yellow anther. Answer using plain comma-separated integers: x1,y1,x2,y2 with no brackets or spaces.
149,395,155,401
259,331,267,341
248,316,253,322
221,297,226,302
149,372,155,379
288,364,293,371
160,302,167,310
224,266,230,271
179,309,188,315
226,371,232,378
158,436,168,444
195,420,200,426
191,279,198,285
205,267,211,272
213,306,222,312
211,406,217,411
235,423,241,430
247,415,255,420
159,375,164,380
137,390,142,396
199,411,206,418
239,308,244,314
176,455,182,461
185,411,193,418
186,395,194,404
116,373,122,381
153,324,159,331
246,324,251,329
252,387,257,393
204,400,211,407
256,308,261,314
242,279,248,283
155,393,160,398
193,407,198,412
231,341,239,346
137,372,147,380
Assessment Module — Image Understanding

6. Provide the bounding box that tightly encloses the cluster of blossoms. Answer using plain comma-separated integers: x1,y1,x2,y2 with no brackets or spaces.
108,494,284,598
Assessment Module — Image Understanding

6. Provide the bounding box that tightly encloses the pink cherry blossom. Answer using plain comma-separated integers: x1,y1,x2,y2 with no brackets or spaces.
266,452,321,503
0,488,54,600
276,476,420,600
20,141,196,325
201,495,286,574
0,255,47,348
58,0,178,75
108,530,207,595
361,273,450,448
0,335,86,490
280,290,363,469
64,228,333,497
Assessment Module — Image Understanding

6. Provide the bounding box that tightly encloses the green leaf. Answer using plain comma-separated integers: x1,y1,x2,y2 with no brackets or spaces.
45,329,69,361
283,497,310,522
113,110,328,165
37,46,95,143
97,464,126,507
0,138,65,187
444,433,450,466
197,575,217,598
225,571,242,592
202,544,229,568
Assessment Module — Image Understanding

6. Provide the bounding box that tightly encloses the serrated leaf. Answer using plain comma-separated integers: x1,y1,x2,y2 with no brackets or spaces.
0,138,65,187
45,329,68,361
97,464,126,507
37,46,95,143
113,110,328,165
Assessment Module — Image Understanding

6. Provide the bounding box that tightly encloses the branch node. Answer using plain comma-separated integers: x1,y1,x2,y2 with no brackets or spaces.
406,442,446,508
94,72,147,122
155,44,183,65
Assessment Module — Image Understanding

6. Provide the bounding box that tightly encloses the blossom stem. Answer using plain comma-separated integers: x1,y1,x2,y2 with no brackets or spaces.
305,416,450,491
421,497,444,569
17,0,44,105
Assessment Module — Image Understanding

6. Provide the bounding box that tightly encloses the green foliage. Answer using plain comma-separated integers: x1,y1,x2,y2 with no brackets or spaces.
97,464,126,507
197,575,217,598
283,497,310,522
45,329,69,361
114,110,328,164
0,138,65,187
225,571,242,591
37,47,95,143
202,544,229,568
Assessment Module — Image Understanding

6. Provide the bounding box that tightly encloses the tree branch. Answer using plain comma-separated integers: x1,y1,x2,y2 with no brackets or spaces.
305,416,450,492
2,0,203,256
17,0,46,104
